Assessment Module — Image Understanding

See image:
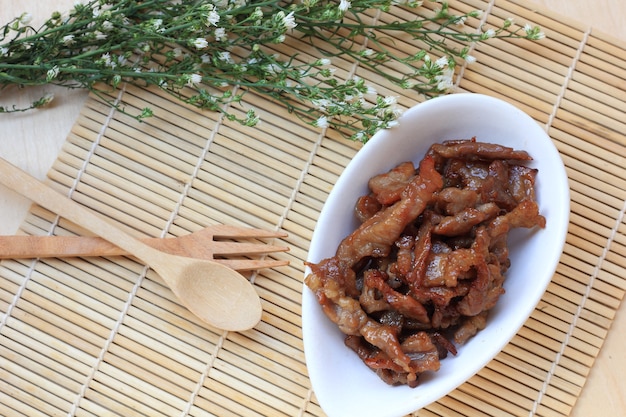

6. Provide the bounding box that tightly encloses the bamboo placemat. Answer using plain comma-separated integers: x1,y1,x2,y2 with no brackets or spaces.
1,0,625,416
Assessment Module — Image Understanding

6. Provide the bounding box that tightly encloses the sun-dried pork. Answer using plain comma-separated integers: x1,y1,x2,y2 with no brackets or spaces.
368,161,416,205
305,139,546,387
335,155,443,267
430,138,533,161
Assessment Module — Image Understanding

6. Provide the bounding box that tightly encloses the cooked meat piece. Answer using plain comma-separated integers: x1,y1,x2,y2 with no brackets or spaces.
363,269,430,324
405,221,433,292
456,259,492,316
305,257,366,334
435,187,479,215
345,336,415,387
453,311,488,345
360,278,391,314
431,332,458,356
336,155,443,267
432,202,500,236
444,159,490,192
355,194,383,223
401,332,442,374
488,200,546,236
481,160,518,210
394,234,415,277
430,138,533,161
359,320,412,373
368,161,416,205
508,165,539,203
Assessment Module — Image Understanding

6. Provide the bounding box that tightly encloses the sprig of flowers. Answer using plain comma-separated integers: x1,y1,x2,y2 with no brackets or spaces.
0,0,544,142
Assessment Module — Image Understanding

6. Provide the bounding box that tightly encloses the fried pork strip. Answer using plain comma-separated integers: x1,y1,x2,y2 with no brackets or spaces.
305,139,546,387
336,155,443,268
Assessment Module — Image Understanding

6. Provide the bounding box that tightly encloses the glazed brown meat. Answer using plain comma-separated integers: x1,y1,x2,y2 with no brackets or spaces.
305,138,546,387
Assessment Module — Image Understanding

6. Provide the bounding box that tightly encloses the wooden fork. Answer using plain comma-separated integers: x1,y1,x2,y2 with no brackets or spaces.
0,224,289,271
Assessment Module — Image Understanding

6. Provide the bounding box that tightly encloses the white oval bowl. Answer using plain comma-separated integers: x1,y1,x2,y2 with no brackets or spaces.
303,93,570,417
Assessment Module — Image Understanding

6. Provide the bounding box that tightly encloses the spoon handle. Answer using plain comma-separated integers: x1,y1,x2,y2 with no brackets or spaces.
0,235,127,258
0,158,160,265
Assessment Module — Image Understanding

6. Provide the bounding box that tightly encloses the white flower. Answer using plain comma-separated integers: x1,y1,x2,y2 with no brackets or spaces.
62,35,75,46
317,58,331,66
400,79,416,89
524,24,545,40
102,20,114,31
435,56,448,68
38,93,54,107
193,38,208,49
339,0,352,12
101,53,112,67
251,7,263,19
19,13,32,25
383,96,397,106
214,27,227,41
465,55,477,64
266,63,282,75
94,31,107,40
313,99,331,111
315,115,329,128
435,68,454,91
46,66,60,81
0,47,8,57
482,28,496,39
206,10,220,26
187,73,202,87
151,18,164,32
280,11,297,30
218,51,232,62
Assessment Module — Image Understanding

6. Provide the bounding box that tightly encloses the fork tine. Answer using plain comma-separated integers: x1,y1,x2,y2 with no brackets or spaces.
206,224,288,239
216,258,290,271
209,241,290,256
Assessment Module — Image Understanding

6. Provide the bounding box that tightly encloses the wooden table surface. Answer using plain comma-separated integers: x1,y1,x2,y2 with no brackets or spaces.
1,1,624,416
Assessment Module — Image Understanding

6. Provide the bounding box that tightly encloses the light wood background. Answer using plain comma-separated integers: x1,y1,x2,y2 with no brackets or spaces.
1,1,624,415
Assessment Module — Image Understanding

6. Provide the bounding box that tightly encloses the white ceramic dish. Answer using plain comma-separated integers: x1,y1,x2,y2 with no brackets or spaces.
302,93,570,417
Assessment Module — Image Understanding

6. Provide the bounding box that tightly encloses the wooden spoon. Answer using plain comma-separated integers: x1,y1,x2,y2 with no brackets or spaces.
0,157,262,331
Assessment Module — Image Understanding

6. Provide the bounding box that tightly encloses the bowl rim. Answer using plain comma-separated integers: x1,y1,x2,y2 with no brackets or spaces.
302,93,571,417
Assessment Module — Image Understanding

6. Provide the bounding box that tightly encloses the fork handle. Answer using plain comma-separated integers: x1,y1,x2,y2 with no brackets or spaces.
0,235,290,271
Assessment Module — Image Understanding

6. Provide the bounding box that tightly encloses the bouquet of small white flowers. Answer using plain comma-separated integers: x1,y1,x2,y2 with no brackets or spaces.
0,0,543,142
